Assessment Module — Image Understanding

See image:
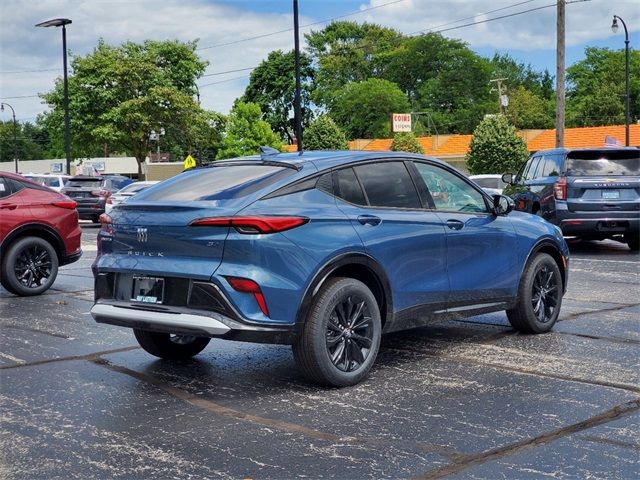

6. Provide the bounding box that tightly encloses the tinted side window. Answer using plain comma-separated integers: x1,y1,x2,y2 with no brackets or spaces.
414,162,487,213
353,162,421,209
333,168,366,205
0,178,9,198
539,154,562,178
523,156,541,181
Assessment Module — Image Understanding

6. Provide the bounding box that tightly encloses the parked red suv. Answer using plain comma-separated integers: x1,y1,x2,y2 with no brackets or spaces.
0,172,82,296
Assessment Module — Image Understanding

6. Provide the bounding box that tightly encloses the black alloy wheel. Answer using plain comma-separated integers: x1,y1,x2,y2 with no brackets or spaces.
326,295,374,372
14,244,53,289
293,277,382,387
530,264,559,324
507,253,563,334
1,236,59,296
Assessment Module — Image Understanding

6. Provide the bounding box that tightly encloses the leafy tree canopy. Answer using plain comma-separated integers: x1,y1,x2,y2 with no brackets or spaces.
390,132,424,154
490,53,554,100
466,115,529,175
216,101,282,159
241,50,314,144
41,39,209,176
505,86,554,130
567,47,640,127
303,115,348,150
0,121,49,163
306,21,403,106
329,78,409,139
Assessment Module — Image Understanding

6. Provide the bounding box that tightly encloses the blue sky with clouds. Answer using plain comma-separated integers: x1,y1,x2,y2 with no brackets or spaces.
1,0,638,124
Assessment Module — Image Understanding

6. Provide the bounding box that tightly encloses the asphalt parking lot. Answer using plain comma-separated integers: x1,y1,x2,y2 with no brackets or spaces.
1,223,639,479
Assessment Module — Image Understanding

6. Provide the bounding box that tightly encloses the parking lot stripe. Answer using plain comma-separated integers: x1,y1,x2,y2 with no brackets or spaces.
414,398,640,480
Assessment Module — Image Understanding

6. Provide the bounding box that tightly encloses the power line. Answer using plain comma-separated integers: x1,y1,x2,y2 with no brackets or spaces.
199,75,251,89
425,0,589,36
409,0,537,35
201,66,255,78
0,68,58,74
196,0,407,50
0,95,40,99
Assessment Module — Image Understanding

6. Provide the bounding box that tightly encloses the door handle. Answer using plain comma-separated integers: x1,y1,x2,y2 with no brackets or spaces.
446,219,464,230
357,215,381,226
0,204,17,210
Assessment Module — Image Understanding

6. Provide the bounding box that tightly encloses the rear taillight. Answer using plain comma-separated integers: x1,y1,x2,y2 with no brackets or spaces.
225,276,270,317
91,190,110,197
190,216,309,234
51,200,77,209
99,213,112,225
553,177,567,200
97,213,113,257
106,197,113,205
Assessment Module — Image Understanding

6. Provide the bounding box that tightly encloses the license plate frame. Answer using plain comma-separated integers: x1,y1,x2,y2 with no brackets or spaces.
131,276,165,304
602,190,620,199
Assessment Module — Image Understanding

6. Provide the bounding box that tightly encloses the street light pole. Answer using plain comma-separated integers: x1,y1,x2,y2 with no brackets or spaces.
612,15,630,147
293,0,303,152
0,102,18,173
36,18,73,174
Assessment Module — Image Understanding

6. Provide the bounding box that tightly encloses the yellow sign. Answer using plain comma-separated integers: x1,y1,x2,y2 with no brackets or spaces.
183,154,196,169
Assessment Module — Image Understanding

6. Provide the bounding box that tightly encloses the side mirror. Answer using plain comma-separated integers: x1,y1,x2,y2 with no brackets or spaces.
493,194,515,216
501,173,515,185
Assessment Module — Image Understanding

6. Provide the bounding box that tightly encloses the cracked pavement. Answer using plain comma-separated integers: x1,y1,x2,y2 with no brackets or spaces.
1,223,639,479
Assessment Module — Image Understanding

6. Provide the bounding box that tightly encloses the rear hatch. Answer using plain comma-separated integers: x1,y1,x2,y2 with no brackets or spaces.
565,149,640,213
100,164,296,279
62,178,104,204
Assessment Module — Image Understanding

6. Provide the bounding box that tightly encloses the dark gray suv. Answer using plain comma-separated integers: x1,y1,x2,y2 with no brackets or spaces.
62,175,132,222
503,148,640,251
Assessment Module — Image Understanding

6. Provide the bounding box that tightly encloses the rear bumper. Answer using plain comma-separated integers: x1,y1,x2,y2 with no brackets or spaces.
555,204,640,237
61,249,82,266
90,301,297,345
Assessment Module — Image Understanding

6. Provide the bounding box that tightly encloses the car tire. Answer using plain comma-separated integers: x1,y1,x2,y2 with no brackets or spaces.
624,234,639,252
133,329,211,360
0,237,59,296
292,277,382,387
507,253,563,334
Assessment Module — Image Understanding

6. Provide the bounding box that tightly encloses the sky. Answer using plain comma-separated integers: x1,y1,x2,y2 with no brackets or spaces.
0,0,638,125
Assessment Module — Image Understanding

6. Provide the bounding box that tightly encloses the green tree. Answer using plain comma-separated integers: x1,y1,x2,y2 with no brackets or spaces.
329,78,410,139
304,115,348,150
242,50,314,144
306,21,403,106
506,86,554,129
0,121,48,163
490,53,554,100
390,132,423,154
40,39,208,177
217,101,282,159
466,115,529,175
567,47,640,127
384,34,495,134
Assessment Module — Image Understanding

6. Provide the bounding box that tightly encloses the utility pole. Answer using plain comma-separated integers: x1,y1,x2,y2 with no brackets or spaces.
293,0,303,152
490,78,508,114
555,0,565,148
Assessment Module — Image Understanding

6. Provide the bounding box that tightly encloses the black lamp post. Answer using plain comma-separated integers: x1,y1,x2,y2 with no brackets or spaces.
0,102,18,173
611,15,630,147
36,18,73,173
293,0,303,152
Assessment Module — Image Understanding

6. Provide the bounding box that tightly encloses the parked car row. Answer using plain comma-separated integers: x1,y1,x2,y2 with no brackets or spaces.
1,172,154,296
466,147,639,251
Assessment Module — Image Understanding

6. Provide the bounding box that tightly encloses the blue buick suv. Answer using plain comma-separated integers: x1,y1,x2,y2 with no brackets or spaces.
91,150,569,386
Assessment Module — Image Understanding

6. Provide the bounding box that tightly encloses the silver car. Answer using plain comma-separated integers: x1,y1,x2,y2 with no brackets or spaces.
105,181,159,214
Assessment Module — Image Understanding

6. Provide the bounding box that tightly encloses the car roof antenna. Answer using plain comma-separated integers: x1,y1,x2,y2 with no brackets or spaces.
260,146,280,160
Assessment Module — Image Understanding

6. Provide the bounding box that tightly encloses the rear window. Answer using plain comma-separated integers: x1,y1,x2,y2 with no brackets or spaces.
119,183,153,194
474,178,499,189
67,179,103,188
26,176,61,188
140,165,294,201
566,150,639,176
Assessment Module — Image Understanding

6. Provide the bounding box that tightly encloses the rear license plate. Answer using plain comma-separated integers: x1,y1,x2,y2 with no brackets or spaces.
602,190,620,199
131,276,164,304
